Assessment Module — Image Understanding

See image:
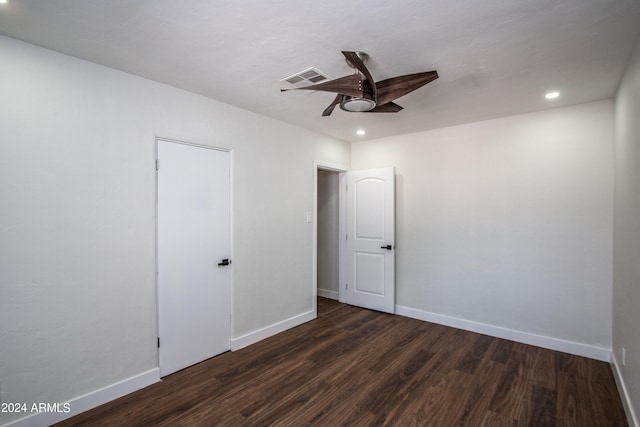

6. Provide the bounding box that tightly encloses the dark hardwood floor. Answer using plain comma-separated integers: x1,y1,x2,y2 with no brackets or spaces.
56,298,627,426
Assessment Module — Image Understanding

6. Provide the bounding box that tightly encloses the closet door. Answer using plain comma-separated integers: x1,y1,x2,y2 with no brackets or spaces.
157,139,231,376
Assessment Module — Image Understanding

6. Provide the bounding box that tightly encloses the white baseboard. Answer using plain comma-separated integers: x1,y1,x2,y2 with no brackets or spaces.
395,305,611,362
230,309,315,351
611,354,639,427
5,368,160,427
317,288,339,300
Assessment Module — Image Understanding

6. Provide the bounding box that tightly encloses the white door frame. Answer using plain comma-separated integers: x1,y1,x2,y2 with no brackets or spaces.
155,137,234,369
312,160,349,317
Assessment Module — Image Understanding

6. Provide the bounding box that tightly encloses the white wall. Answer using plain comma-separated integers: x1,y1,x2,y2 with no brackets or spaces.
613,36,640,425
352,100,614,353
0,35,349,425
317,171,340,298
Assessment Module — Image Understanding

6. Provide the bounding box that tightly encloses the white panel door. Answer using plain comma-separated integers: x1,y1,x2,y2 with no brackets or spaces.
347,167,395,313
157,140,231,377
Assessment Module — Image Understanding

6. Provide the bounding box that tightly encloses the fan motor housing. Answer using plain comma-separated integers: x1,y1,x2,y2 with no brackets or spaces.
340,97,376,112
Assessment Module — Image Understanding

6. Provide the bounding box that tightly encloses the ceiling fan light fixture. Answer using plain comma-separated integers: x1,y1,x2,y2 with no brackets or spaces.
340,97,376,112
282,51,438,117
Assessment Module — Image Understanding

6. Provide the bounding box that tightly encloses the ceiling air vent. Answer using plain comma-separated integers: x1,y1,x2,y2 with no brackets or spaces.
281,67,330,87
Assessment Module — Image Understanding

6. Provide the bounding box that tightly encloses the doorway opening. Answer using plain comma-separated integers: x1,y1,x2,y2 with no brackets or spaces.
317,169,340,301
312,161,348,318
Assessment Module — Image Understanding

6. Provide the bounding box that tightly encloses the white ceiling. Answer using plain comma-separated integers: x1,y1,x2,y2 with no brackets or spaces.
1,0,639,142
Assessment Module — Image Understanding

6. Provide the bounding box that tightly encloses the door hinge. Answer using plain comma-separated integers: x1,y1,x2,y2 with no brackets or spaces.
346,234,348,240
157,337,160,348
346,283,348,290
156,159,159,171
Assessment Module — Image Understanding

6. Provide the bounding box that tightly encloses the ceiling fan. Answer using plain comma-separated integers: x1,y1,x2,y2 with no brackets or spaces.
282,51,438,116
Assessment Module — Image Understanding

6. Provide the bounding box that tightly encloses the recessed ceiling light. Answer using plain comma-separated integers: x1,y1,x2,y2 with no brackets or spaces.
356,129,365,136
545,91,560,99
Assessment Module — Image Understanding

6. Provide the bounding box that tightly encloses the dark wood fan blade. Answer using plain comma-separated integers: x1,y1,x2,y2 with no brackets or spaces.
367,102,403,113
322,94,344,117
375,71,438,105
281,74,363,98
342,51,377,100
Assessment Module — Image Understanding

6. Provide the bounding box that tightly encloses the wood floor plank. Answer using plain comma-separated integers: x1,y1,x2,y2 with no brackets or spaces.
531,347,558,390
488,341,538,424
415,369,475,426
457,360,508,426
298,366,380,426
491,339,514,364
55,298,628,427
558,370,597,427
589,360,628,426
367,321,429,373
481,410,512,426
360,348,435,414
529,384,557,427
455,334,495,374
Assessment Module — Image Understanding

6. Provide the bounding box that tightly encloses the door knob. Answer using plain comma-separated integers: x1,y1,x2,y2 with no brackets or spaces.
218,258,231,266
380,245,393,250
